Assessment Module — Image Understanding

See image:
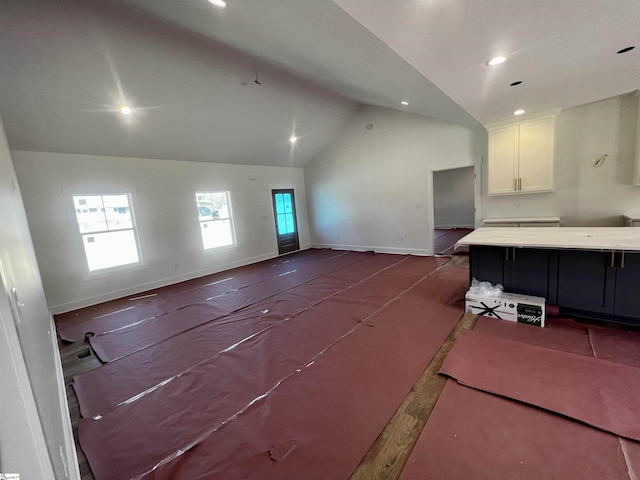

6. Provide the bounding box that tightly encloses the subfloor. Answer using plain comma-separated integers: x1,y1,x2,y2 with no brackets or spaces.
434,228,473,255
57,248,640,480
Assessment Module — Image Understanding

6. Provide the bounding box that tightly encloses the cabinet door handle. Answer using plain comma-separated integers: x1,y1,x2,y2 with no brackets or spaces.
513,247,516,261
518,177,522,190
621,251,625,269
506,247,509,261
611,250,615,268
514,178,517,191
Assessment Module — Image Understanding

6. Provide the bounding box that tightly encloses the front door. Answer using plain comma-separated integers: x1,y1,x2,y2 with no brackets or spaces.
271,189,300,255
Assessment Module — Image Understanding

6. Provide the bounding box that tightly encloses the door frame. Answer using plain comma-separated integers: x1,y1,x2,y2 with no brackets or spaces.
426,158,481,256
270,187,300,255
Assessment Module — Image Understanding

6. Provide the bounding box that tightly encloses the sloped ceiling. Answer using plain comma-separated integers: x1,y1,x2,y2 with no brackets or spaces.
0,0,477,167
2,0,636,167
335,0,640,124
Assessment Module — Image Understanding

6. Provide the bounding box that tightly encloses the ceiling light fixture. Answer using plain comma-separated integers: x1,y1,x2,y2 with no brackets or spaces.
617,46,635,54
208,0,227,7
120,105,132,115
289,135,297,143
513,109,526,116
400,101,409,106
486,56,506,66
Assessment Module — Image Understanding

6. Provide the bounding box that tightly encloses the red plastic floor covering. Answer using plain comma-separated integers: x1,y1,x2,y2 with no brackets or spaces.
73,276,352,417
140,268,467,480
75,255,443,418
73,254,421,417
55,247,341,328
473,315,595,356
588,324,640,368
86,251,378,361
77,263,465,479
399,380,634,480
440,330,640,441
57,248,355,341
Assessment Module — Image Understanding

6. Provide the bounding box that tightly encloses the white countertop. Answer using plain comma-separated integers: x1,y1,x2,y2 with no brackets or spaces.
457,227,640,251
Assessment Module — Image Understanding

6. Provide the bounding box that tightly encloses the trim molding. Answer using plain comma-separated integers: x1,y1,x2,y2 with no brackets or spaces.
310,243,431,256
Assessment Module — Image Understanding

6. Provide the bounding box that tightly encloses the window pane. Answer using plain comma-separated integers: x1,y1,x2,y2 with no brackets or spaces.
275,193,284,214
196,192,214,220
82,230,139,271
277,214,287,234
103,194,133,230
201,219,233,249
283,193,292,213
211,192,229,219
73,195,107,233
285,213,295,234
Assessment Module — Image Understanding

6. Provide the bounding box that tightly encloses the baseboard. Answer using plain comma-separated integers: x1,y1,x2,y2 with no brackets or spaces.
49,251,284,314
434,225,475,229
310,243,431,256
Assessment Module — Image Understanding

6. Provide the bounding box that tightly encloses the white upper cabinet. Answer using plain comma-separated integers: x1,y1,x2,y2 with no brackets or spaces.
486,112,558,195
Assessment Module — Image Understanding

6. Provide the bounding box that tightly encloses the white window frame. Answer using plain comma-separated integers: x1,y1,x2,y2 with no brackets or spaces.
195,191,236,251
71,193,143,273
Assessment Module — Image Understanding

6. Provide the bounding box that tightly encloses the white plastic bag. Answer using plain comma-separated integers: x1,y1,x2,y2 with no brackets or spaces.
469,277,504,297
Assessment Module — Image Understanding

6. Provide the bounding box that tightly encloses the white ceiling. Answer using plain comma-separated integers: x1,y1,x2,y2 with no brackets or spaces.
1,0,637,166
335,0,640,125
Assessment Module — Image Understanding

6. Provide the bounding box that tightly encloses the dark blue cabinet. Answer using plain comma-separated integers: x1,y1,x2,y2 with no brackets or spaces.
470,246,640,325
469,245,557,303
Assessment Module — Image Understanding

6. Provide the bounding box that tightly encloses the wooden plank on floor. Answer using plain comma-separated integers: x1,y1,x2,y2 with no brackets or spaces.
350,312,478,480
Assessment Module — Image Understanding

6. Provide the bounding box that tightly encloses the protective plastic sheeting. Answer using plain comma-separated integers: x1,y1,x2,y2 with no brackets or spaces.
77,261,464,479
141,268,466,480
588,325,640,368
57,248,350,341
440,331,640,441
474,315,594,356
400,381,631,480
87,251,375,361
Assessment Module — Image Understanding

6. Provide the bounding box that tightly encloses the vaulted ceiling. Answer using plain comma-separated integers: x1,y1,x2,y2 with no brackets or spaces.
0,0,637,167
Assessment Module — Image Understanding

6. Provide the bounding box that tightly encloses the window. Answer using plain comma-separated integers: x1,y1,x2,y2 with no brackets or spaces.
196,191,235,249
72,194,141,272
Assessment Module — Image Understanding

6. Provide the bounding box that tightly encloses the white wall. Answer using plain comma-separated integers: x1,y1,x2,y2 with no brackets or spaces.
482,93,640,225
13,151,311,313
433,166,475,228
0,120,77,478
305,105,485,255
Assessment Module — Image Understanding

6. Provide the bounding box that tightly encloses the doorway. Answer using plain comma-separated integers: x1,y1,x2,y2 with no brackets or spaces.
432,166,475,255
271,189,300,255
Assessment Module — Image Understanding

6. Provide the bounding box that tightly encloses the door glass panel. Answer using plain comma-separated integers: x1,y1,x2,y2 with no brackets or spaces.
275,194,284,214
285,213,294,233
283,193,292,213
277,214,288,234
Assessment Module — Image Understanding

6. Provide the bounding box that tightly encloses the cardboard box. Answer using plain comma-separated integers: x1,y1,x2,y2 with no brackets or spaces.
465,291,545,327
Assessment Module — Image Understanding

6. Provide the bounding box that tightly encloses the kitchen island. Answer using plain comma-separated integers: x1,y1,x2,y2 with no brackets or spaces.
457,227,640,325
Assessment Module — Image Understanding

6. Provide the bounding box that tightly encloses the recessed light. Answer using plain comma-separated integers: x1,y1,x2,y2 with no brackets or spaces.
513,109,525,116
510,81,523,86
486,56,506,66
289,135,297,143
120,105,132,115
208,0,227,7
400,101,409,106
617,46,635,54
